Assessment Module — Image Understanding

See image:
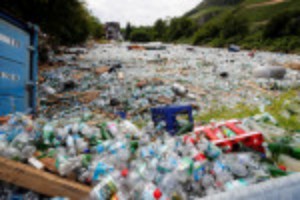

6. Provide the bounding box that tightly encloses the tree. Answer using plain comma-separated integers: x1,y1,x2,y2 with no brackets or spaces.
130,29,152,42
193,23,221,45
264,9,300,38
89,16,105,40
124,22,132,41
0,0,103,45
221,14,249,39
153,19,167,41
167,17,197,41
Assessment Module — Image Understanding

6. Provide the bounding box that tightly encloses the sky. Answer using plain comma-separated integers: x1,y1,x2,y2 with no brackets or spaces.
86,0,202,27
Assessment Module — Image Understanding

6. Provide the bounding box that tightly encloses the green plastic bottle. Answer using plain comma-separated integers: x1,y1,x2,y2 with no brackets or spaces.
176,122,193,135
268,143,300,160
267,164,289,177
99,123,110,140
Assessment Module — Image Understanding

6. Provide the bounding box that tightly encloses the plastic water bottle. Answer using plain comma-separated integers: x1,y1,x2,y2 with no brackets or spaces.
106,121,119,137
198,139,222,159
229,162,248,178
201,173,215,190
110,169,131,199
90,176,117,200
66,135,76,156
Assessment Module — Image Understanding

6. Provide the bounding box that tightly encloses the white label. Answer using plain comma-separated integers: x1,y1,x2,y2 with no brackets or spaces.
0,33,20,48
28,157,44,170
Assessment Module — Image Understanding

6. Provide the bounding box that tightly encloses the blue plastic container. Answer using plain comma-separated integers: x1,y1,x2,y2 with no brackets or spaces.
151,105,193,135
0,11,39,116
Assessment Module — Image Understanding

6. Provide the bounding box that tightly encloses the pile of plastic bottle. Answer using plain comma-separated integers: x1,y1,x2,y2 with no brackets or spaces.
39,44,300,121
0,180,69,200
1,112,299,200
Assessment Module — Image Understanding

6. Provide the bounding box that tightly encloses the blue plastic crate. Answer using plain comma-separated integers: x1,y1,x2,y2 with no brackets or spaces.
151,105,193,135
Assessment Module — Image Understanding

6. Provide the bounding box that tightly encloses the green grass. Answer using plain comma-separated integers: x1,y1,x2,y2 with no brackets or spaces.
194,89,300,131
265,90,300,131
194,103,260,122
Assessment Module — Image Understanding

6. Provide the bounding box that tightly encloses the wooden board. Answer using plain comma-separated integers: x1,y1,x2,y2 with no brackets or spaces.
0,157,92,200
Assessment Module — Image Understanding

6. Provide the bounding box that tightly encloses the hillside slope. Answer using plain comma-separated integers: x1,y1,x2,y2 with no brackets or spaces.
184,0,300,53
185,0,243,21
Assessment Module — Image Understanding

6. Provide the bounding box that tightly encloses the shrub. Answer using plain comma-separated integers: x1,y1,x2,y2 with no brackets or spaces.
193,23,221,45
264,9,300,38
130,29,152,42
220,14,249,39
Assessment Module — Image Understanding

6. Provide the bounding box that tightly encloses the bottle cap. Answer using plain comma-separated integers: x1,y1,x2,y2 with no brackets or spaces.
121,168,129,177
278,165,286,171
153,188,162,199
194,153,206,161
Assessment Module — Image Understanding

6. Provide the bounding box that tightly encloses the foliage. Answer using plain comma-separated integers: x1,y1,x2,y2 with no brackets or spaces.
0,0,103,45
181,0,300,53
153,19,167,41
193,11,249,46
264,9,300,38
185,0,243,17
130,28,153,42
167,17,197,41
128,17,197,43
124,23,133,41
220,13,249,39
193,23,222,45
89,16,105,40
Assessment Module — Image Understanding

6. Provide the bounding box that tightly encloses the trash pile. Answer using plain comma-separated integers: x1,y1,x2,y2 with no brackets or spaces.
1,44,300,199
39,44,300,121
0,109,299,199
0,181,46,200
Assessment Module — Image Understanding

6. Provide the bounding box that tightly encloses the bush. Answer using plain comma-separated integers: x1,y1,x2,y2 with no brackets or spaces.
153,19,167,41
130,29,152,42
209,37,225,47
1,0,104,46
193,11,249,46
220,13,249,39
167,17,197,41
193,23,221,45
268,37,300,53
264,9,300,38
242,31,263,46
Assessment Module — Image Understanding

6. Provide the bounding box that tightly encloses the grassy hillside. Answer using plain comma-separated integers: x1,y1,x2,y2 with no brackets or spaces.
184,0,300,53
185,0,242,21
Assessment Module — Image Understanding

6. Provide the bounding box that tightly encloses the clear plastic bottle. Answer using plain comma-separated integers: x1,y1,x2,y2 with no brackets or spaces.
66,135,76,156
110,169,132,199
90,175,118,200
106,121,119,137
57,156,81,176
198,139,222,159
201,173,215,190
229,162,248,178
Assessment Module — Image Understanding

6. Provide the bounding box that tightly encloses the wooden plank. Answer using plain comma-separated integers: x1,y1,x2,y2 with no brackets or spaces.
0,157,92,200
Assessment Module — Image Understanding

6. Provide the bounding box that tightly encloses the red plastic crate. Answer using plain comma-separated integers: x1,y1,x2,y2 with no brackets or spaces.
194,120,264,153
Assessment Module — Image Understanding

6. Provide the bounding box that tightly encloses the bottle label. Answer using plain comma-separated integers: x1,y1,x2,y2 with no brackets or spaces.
92,177,117,200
